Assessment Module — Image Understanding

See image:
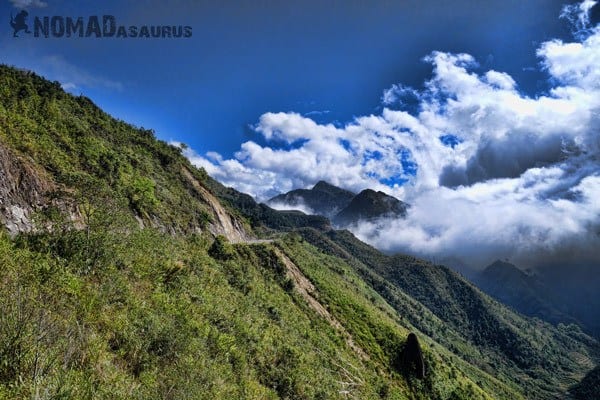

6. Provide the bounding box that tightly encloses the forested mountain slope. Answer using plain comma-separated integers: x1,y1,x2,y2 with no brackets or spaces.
0,65,597,399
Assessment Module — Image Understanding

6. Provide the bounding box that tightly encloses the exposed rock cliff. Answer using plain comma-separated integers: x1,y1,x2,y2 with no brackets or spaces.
0,141,52,234
181,167,248,242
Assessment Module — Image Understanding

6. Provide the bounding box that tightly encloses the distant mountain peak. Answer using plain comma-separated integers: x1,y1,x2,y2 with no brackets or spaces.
267,181,354,218
487,259,517,268
268,181,408,226
475,259,581,329
333,188,408,226
483,260,533,280
485,259,520,272
313,180,333,190
312,180,355,195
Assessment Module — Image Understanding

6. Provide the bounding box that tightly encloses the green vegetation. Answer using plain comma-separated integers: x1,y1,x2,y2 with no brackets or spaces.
0,228,369,399
203,182,331,232
0,222,499,399
0,64,597,399
571,366,600,399
306,229,599,398
0,65,213,232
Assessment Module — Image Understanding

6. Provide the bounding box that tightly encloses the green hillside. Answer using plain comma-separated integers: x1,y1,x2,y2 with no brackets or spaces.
0,65,597,399
299,229,599,398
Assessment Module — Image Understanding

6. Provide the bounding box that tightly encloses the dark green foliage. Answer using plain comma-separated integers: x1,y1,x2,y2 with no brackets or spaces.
398,333,425,380
294,228,599,399
209,235,236,261
203,183,331,231
256,344,301,398
571,366,600,399
127,176,159,215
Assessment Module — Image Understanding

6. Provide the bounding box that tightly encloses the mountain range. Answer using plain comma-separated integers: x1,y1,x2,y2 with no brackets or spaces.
268,181,408,226
271,182,600,343
0,64,598,399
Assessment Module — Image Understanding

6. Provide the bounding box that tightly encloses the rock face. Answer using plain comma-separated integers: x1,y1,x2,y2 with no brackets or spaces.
400,333,425,379
0,142,52,234
181,168,248,242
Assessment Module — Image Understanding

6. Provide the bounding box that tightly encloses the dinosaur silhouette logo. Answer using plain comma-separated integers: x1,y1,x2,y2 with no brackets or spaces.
10,10,31,37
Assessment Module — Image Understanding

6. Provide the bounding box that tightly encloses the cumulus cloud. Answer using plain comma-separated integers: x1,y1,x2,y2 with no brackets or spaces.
185,2,600,269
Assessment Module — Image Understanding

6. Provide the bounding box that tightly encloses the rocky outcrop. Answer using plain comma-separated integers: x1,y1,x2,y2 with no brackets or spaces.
0,142,249,241
181,168,248,242
0,142,54,235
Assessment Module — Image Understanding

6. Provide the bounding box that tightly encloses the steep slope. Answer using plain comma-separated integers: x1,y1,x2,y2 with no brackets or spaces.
475,260,600,338
474,260,578,327
0,66,236,238
0,65,331,242
268,180,355,218
0,64,598,399
295,228,599,399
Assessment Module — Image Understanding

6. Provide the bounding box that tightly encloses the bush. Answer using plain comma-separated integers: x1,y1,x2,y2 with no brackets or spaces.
127,176,159,215
208,235,236,261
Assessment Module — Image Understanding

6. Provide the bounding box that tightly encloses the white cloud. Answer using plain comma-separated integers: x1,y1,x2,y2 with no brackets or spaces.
60,82,78,91
381,84,419,106
560,0,597,37
352,166,600,268
305,110,331,116
184,2,600,269
267,200,315,215
9,0,47,8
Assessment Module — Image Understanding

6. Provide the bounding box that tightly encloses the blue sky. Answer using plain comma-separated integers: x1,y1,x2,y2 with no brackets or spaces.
2,0,600,269
0,0,580,157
